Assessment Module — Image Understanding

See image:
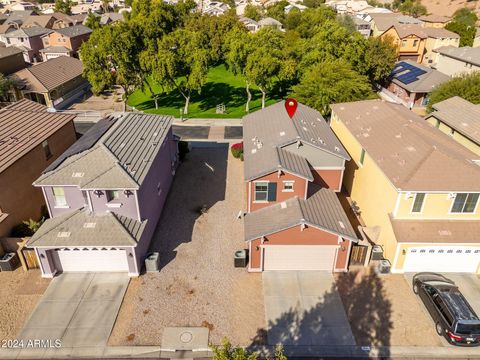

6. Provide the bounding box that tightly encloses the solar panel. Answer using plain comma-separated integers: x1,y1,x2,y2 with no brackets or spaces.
44,116,118,173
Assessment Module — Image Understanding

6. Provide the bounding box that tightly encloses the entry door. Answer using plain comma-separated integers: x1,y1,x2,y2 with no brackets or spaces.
403,246,480,273
263,245,337,271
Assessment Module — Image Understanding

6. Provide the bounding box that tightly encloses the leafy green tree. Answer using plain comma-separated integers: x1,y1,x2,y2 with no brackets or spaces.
302,0,324,8
445,8,478,46
427,72,480,112
337,14,357,34
243,3,262,21
85,12,101,30
0,73,12,101
54,0,73,15
397,0,426,17
145,28,210,114
211,338,286,360
287,7,336,38
265,0,288,24
284,8,302,30
292,59,374,115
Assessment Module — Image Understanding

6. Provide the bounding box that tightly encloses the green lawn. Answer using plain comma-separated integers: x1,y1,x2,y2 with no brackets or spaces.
127,64,281,118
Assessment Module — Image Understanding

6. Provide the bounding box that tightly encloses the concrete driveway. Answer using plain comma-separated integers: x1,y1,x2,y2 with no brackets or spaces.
18,273,128,348
263,271,356,346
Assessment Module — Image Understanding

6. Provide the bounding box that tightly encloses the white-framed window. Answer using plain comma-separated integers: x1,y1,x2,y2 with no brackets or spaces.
254,182,268,202
411,193,426,213
451,193,479,213
106,190,120,202
53,187,67,207
359,148,366,166
42,140,52,160
283,181,294,192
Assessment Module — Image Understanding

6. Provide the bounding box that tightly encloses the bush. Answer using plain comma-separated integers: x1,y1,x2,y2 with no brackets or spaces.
231,142,243,159
178,141,190,161
11,223,34,237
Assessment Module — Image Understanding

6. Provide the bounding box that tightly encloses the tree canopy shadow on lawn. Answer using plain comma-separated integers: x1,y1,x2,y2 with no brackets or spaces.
148,145,228,268
249,269,393,359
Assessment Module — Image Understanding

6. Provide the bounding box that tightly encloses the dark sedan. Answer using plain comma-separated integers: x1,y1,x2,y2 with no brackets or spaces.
413,273,480,346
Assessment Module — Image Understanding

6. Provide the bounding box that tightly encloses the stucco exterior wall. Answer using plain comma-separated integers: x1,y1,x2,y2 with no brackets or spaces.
310,168,343,191
0,121,76,237
248,224,350,271
381,28,425,63
88,189,138,219
423,37,459,65
247,171,307,212
45,31,91,53
43,185,86,217
435,54,480,76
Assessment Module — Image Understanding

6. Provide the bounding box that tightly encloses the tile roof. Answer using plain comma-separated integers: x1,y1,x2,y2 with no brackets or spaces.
0,45,23,59
370,12,422,31
4,25,50,37
0,99,75,173
21,14,55,28
244,189,357,242
389,214,480,244
53,24,92,37
428,96,480,145
390,60,450,93
422,27,459,39
27,208,147,247
35,112,174,189
330,99,480,192
243,101,349,181
12,56,84,92
418,14,450,23
434,46,480,67
389,24,427,39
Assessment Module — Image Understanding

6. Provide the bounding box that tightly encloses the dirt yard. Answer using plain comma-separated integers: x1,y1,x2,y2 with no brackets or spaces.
421,0,479,17
0,269,50,340
109,145,265,347
336,266,441,347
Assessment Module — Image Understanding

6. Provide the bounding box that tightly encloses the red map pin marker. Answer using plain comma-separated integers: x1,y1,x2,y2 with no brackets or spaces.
285,98,298,118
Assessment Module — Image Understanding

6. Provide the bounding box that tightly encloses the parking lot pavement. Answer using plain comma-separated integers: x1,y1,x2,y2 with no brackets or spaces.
263,271,356,346
18,273,129,350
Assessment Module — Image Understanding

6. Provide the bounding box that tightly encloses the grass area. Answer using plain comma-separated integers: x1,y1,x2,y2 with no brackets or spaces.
127,64,282,118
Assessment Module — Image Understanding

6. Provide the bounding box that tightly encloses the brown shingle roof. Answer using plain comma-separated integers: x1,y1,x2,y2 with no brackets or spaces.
12,56,84,92
0,46,23,59
418,14,451,24
330,100,480,192
0,100,75,173
244,189,357,242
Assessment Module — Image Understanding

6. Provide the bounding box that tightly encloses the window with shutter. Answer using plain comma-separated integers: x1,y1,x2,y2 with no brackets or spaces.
267,182,277,202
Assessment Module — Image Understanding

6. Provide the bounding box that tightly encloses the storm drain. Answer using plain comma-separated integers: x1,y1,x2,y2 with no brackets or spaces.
162,327,209,351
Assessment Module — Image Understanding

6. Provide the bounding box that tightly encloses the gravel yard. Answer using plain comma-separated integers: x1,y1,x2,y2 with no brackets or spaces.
109,145,265,347
0,269,49,340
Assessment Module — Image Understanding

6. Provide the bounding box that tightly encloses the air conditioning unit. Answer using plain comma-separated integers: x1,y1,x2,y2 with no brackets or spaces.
377,259,391,274
371,245,384,261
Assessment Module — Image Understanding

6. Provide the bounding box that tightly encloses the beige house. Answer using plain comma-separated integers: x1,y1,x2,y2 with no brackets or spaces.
369,13,423,37
426,96,480,156
418,14,450,28
434,46,480,76
422,27,460,65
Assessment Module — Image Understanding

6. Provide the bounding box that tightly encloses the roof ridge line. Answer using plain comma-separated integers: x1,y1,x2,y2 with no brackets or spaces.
109,212,140,246
98,142,140,187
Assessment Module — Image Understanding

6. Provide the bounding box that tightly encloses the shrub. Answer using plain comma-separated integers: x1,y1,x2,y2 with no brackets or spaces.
231,142,243,159
11,223,34,237
178,141,189,161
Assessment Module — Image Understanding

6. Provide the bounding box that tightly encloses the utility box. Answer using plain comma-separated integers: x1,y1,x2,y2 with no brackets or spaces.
234,250,247,268
0,252,19,271
145,252,160,272
371,245,384,261
377,259,391,274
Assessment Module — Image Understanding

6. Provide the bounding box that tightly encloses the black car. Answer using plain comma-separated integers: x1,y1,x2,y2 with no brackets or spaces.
413,273,480,346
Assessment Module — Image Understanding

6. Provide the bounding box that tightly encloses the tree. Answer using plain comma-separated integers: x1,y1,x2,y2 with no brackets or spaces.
397,0,426,17
0,73,12,101
445,8,478,46
54,0,73,15
302,0,324,8
101,0,110,13
337,14,357,34
145,28,210,114
265,0,288,24
427,72,480,112
243,3,262,21
84,12,101,30
211,338,286,360
292,59,373,115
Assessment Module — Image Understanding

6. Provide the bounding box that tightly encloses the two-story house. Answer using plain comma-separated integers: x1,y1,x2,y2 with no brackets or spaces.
27,112,179,277
381,24,427,63
418,14,451,28
433,46,480,76
3,26,50,63
242,101,358,272
369,13,423,37
40,24,92,60
330,99,480,274
425,96,480,156
422,27,460,65
0,99,77,238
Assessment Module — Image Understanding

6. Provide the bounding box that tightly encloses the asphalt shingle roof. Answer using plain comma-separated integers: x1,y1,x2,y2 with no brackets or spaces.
244,188,357,242
53,24,92,38
434,46,480,67
4,25,50,38
0,46,23,59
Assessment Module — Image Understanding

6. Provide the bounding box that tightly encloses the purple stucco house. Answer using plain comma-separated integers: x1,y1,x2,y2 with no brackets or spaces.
27,112,178,277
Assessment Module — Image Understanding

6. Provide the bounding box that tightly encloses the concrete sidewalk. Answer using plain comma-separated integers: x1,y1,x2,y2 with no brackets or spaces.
173,118,242,126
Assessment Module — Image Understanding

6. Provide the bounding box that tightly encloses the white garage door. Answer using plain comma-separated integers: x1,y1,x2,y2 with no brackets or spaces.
403,246,480,273
263,245,337,271
52,248,129,272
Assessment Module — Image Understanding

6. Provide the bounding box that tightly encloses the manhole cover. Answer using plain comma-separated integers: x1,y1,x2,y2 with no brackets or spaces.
180,331,193,343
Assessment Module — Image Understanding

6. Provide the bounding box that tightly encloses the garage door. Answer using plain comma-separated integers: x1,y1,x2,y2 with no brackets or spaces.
403,246,480,273
52,248,129,272
263,245,337,271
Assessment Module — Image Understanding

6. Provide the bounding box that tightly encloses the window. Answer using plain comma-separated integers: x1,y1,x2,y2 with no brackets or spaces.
413,40,418,47
42,140,52,160
106,190,120,202
283,181,294,192
411,193,426,213
359,148,366,166
254,182,268,201
451,193,479,213
401,40,407,47
52,187,67,207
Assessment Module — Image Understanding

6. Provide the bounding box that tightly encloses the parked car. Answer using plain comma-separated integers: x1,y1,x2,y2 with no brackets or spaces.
412,273,480,346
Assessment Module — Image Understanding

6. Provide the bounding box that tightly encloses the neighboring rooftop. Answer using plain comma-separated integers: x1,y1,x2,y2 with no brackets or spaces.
434,46,480,67
422,27,459,39
39,45,72,54
11,56,84,92
330,99,480,192
27,207,147,247
418,14,450,23
21,14,55,28
388,24,427,39
428,96,480,145
390,60,450,93
53,24,92,38
243,101,349,181
35,112,174,189
258,17,282,26
0,45,23,58
0,99,75,173
244,189,357,242
4,25,50,38
370,12,422,32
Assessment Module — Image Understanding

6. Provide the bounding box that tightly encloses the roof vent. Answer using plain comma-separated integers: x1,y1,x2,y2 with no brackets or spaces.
338,221,345,229
406,146,416,152
256,141,263,149
120,143,125,148
302,126,308,131
318,138,325,144
83,222,96,228
335,146,340,152
395,133,402,138
280,202,287,209
251,148,257,154
57,231,71,238
153,132,158,137
72,172,84,178
438,230,451,236
280,131,285,136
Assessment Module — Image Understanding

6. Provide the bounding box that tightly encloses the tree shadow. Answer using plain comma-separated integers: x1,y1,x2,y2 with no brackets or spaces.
147,144,228,267
249,269,392,359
